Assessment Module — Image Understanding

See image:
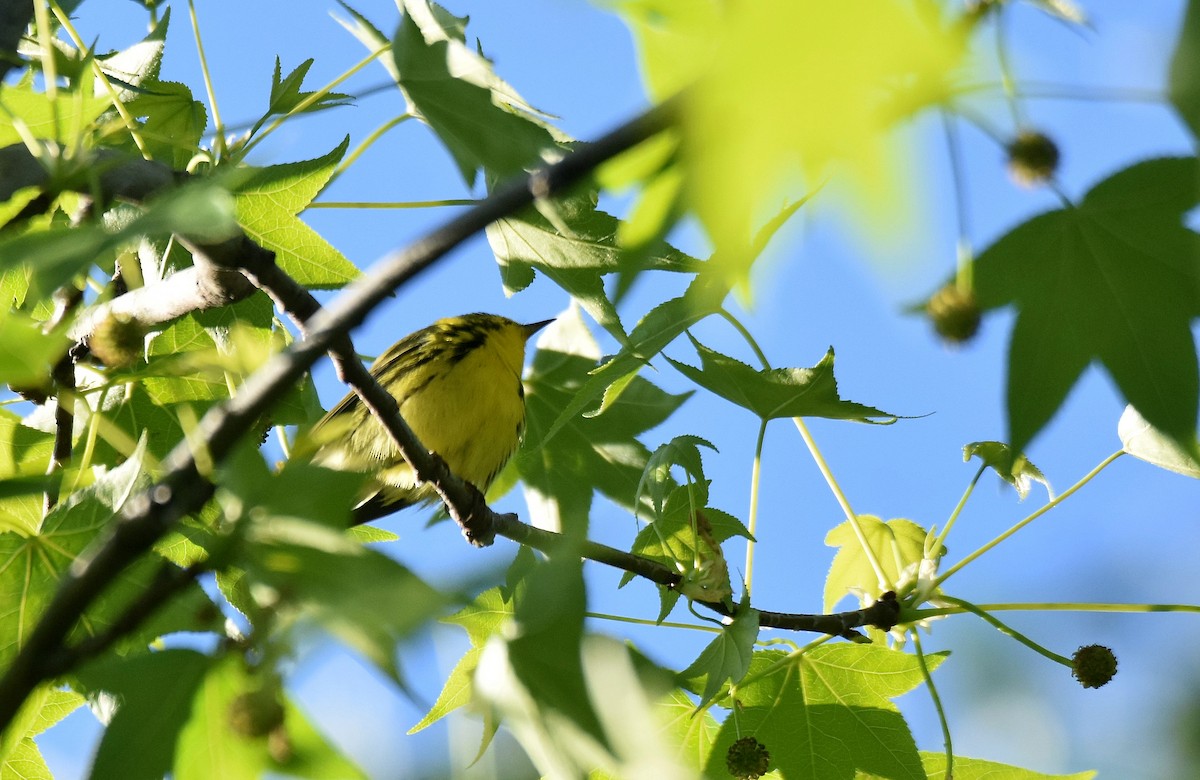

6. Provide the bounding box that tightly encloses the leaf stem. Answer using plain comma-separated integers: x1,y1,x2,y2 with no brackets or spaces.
912,632,953,779
933,450,1124,587
745,420,767,594
913,601,1200,618
936,596,1072,667
187,0,226,159
328,114,414,185
940,109,973,292
585,611,723,634
928,463,985,562
793,418,889,590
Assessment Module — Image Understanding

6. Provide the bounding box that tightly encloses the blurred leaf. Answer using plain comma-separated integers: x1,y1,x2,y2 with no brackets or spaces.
237,515,448,682
824,515,929,612
964,441,1052,500
972,157,1200,454
678,608,758,708
0,187,42,229
1170,0,1200,142
517,308,689,534
657,688,720,773
0,309,68,387
921,752,1096,779
667,335,897,423
1118,405,1200,478
623,0,963,262
233,137,357,288
0,180,239,299
0,83,110,146
704,644,946,779
0,735,51,779
0,409,53,535
174,655,366,780
75,649,212,780
391,0,563,185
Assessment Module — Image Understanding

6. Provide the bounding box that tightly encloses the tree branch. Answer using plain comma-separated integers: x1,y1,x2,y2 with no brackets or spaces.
0,99,678,732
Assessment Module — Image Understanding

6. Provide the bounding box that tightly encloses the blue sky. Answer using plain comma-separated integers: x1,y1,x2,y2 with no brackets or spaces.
29,1,1200,777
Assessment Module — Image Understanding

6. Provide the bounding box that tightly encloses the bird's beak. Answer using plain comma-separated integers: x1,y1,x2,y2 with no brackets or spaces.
523,319,555,340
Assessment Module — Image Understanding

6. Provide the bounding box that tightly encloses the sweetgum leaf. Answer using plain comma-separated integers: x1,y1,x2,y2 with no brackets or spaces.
972,157,1200,454
233,137,357,288
678,608,759,708
964,441,1052,500
667,334,897,423
824,515,930,612
391,0,562,186
517,308,689,535
705,644,945,779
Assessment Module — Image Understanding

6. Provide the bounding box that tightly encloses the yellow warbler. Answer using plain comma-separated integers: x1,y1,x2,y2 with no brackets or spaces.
311,313,550,522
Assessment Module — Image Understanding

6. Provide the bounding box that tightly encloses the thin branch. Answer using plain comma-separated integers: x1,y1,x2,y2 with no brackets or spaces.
0,98,679,731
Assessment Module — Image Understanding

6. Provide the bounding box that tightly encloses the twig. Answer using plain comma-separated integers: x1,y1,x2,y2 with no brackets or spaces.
0,98,679,731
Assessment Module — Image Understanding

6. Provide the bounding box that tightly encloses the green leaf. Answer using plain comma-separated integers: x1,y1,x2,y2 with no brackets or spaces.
264,57,353,121
487,193,696,342
0,409,54,535
0,309,68,387
972,157,1200,453
704,644,945,780
410,646,482,734
233,138,357,288
124,81,208,169
920,752,1096,780
174,655,366,780
27,688,84,737
0,736,52,780
963,441,1052,500
678,608,759,708
824,515,931,612
98,8,169,93
1118,405,1200,478
506,557,603,742
0,83,110,146
539,277,727,445
517,308,689,535
636,435,716,519
1170,0,1200,143
75,649,212,780
657,688,720,773
667,335,898,423
391,0,563,185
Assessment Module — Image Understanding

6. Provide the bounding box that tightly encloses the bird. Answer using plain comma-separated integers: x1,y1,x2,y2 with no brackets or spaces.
308,313,551,524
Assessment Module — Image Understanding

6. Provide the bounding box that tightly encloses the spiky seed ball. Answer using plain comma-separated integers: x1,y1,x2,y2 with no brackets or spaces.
89,312,146,369
926,283,982,345
228,687,285,737
1072,644,1118,689
726,736,771,779
1007,130,1060,187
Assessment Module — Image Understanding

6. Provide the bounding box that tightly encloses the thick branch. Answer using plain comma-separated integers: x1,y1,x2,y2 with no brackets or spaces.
0,100,677,731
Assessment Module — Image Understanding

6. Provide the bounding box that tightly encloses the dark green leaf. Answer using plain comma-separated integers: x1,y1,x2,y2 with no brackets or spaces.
391,0,563,185
972,157,1200,453
517,309,689,534
667,334,898,423
75,649,212,780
